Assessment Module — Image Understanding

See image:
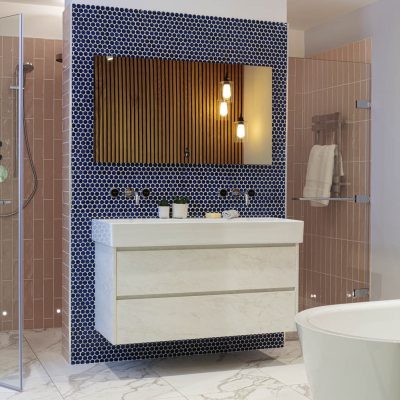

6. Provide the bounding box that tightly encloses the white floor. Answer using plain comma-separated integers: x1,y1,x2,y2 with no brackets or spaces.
0,329,311,400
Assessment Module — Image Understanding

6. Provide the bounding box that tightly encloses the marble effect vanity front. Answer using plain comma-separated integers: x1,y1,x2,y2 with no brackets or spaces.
92,218,304,346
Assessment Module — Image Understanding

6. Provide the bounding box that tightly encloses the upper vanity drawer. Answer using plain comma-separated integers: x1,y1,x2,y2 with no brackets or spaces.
116,246,298,297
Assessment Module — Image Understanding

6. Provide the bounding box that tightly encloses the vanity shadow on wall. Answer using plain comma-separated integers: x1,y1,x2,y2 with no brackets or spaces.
94,55,272,165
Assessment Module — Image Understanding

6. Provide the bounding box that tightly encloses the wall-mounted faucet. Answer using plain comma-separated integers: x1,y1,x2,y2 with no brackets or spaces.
124,188,151,206
231,188,255,206
231,188,241,198
134,190,140,206
245,189,256,206
125,187,134,199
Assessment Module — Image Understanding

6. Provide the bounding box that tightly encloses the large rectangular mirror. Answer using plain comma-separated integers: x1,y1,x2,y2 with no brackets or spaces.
94,56,272,165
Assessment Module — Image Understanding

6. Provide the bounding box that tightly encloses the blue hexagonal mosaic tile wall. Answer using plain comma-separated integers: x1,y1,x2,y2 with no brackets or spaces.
70,4,287,364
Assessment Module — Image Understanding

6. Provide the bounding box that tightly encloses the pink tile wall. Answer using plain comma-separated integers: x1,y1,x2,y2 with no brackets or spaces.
0,36,63,330
0,35,19,331
312,38,372,64
61,6,71,362
287,39,371,310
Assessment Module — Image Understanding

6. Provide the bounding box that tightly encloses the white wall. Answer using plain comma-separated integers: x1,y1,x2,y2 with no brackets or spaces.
67,0,287,22
0,2,63,39
304,5,373,56
288,28,305,58
305,0,400,300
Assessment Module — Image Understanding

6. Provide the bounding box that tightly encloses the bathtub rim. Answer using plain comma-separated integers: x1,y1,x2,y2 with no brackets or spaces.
295,299,400,344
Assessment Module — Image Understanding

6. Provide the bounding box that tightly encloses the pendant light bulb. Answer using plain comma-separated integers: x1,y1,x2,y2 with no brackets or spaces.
219,101,228,117
221,74,232,102
235,116,247,140
222,82,232,101
236,122,246,139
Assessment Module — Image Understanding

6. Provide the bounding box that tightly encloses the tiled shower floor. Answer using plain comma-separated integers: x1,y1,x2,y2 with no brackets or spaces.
0,329,311,399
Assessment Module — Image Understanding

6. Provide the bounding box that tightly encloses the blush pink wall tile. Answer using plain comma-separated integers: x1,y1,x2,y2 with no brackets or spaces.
43,239,54,280
44,80,54,120
44,278,54,319
33,265,44,310
24,240,34,280
33,58,44,99
44,40,55,80
34,39,45,58
43,160,54,200
0,37,63,331
33,299,44,329
24,280,34,320
43,120,54,159
61,6,71,361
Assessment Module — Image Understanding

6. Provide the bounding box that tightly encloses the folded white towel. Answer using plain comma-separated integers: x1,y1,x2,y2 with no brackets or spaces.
303,145,343,207
222,210,240,219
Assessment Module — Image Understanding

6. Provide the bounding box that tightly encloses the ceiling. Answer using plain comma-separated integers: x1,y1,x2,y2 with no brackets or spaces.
0,0,380,29
0,0,63,6
288,0,379,31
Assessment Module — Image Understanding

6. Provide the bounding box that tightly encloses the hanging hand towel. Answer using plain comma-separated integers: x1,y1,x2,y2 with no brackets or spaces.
303,144,341,207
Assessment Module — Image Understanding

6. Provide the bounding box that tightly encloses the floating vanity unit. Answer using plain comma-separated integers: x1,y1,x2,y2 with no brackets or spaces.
92,218,304,345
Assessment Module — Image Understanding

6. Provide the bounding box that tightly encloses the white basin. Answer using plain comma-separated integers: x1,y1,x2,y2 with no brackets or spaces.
92,218,304,248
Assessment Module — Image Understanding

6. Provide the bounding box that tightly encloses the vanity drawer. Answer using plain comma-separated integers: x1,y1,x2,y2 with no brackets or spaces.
116,246,298,297
115,290,296,345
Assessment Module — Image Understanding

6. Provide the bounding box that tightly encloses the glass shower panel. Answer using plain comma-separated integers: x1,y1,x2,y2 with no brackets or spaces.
0,14,23,391
287,56,371,311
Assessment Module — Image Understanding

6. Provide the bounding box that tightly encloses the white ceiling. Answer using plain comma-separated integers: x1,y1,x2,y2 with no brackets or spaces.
0,0,381,30
288,0,379,31
0,0,63,6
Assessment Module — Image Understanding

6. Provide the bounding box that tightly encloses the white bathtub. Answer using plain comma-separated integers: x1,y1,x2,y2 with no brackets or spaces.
296,300,400,400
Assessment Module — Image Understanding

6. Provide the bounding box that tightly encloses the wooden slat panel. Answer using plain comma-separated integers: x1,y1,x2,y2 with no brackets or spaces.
94,56,100,161
95,56,244,164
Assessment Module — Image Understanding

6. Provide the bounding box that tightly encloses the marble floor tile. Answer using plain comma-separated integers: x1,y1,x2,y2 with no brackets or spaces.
0,332,50,388
0,330,312,400
52,375,185,400
235,341,303,366
252,364,308,386
151,353,246,376
47,357,182,400
169,373,309,400
23,329,60,354
289,384,312,399
233,345,311,399
0,378,63,400
241,363,311,398
23,329,99,379
0,332,25,386
151,353,253,395
152,358,307,398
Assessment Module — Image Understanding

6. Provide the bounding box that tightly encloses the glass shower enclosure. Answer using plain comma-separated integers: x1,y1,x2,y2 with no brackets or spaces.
0,14,24,391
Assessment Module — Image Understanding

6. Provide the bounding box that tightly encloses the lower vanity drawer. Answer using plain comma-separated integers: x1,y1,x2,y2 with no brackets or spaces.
116,246,298,297
115,290,296,345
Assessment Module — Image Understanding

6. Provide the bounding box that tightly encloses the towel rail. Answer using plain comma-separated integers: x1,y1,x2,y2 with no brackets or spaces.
292,195,370,204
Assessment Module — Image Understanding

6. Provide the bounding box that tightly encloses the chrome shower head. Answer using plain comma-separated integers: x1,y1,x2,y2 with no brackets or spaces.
22,62,34,73
15,62,34,74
